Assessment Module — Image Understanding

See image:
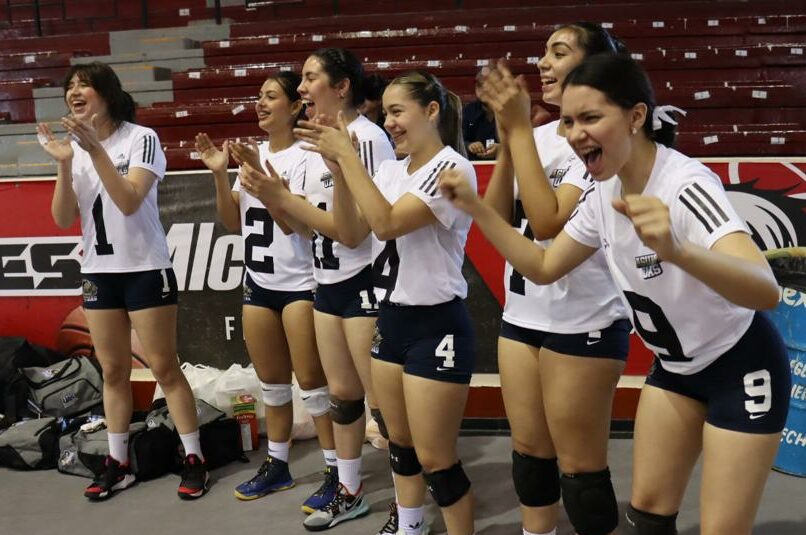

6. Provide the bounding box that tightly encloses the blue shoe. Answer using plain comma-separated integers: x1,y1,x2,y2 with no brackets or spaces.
234,456,294,501
301,465,339,513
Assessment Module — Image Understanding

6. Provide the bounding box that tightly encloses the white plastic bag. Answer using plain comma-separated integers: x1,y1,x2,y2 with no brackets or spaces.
153,362,316,441
152,363,221,406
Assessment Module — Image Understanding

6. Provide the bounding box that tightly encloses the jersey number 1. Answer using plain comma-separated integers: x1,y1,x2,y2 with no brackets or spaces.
509,200,533,295
91,194,114,255
312,202,339,270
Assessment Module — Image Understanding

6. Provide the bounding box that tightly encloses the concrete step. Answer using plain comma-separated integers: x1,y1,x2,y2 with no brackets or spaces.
110,23,230,55
112,64,173,83
34,81,175,121
70,49,206,73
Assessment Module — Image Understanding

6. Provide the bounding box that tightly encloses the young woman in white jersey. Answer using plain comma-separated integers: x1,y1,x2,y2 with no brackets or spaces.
194,70,339,512
237,48,396,532
39,62,208,501
440,53,790,535
295,70,478,535
478,23,630,535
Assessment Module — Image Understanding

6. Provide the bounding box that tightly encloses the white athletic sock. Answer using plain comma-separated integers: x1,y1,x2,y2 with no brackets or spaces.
179,430,204,461
268,440,290,463
337,457,362,495
523,528,556,535
322,448,337,467
398,504,425,535
107,432,129,464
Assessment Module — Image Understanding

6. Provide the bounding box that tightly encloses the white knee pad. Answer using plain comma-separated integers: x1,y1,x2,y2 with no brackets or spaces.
299,386,330,417
261,382,293,407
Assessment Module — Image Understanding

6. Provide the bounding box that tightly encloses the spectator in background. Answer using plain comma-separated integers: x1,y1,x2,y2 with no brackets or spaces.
360,73,389,131
462,74,498,159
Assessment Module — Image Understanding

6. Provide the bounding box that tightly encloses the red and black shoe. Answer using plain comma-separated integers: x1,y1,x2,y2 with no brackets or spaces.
178,454,210,500
84,455,136,501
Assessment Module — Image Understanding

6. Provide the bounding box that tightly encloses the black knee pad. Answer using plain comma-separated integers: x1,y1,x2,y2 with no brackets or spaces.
559,468,619,535
511,451,560,507
423,462,471,508
370,407,389,439
624,504,678,535
328,397,364,425
389,442,422,476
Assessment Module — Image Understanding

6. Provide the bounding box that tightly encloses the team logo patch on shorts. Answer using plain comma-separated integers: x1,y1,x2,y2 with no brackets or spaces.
243,283,253,302
81,279,98,302
635,253,663,280
371,326,382,356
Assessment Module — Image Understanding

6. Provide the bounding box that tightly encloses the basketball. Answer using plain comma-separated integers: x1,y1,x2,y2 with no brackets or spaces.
57,306,149,368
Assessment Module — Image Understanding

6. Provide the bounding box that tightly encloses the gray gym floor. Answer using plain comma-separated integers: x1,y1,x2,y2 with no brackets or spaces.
1,434,804,534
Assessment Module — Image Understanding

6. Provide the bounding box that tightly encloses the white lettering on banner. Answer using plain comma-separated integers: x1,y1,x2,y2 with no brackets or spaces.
780,287,806,308
782,429,806,447
792,383,806,402
792,360,806,378
0,237,82,296
166,223,193,290
208,235,242,290
165,223,244,292
225,316,236,341
189,223,214,291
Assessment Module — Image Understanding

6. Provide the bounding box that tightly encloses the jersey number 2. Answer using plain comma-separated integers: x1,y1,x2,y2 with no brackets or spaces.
91,194,114,255
244,207,274,274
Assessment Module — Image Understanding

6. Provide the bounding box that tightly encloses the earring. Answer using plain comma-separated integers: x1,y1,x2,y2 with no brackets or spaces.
631,127,637,135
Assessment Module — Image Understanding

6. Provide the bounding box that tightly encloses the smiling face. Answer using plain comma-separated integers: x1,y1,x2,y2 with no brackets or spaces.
537,28,587,106
255,78,301,133
64,73,108,122
382,84,439,156
561,84,646,181
297,56,344,119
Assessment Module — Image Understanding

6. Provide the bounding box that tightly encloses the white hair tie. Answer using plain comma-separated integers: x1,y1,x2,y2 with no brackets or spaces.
652,105,687,131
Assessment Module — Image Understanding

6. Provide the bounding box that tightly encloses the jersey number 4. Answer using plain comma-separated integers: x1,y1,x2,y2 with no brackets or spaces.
244,207,274,274
373,239,400,302
436,334,456,370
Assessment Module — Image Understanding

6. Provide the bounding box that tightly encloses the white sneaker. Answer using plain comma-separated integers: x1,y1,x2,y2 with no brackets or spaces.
302,483,370,531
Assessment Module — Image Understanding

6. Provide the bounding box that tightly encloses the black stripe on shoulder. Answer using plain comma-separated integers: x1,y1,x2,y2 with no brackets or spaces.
691,182,729,223
420,160,454,196
679,194,714,233
679,184,724,232
578,183,596,204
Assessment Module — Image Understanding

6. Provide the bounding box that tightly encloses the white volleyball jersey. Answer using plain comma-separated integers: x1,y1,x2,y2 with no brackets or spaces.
291,114,395,284
371,146,475,306
71,121,172,273
503,120,626,333
564,144,754,375
232,141,315,291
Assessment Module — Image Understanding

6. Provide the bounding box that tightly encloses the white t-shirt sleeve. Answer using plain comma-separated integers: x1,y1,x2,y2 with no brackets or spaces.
358,131,395,178
672,178,749,250
410,157,477,229
288,155,307,196
560,157,594,191
563,184,601,248
129,128,166,179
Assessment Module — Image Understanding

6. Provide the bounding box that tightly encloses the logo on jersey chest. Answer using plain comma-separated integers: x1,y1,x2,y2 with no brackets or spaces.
548,166,570,188
114,154,129,176
635,253,663,280
320,172,334,189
